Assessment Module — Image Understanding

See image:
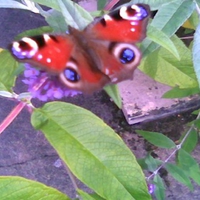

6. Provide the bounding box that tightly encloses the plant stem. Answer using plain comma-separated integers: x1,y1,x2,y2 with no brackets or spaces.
0,101,26,134
104,0,120,10
147,111,200,180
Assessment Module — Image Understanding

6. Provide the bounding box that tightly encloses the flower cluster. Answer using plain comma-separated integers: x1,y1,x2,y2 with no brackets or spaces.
22,64,81,101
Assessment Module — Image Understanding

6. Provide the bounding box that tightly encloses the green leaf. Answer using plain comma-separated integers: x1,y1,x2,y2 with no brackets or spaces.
131,0,177,11
144,154,161,172
165,163,193,190
181,128,198,153
0,91,14,98
192,23,200,88
0,0,30,10
44,9,69,32
14,63,24,76
188,11,199,29
137,157,162,171
56,0,91,29
153,174,165,200
140,35,198,88
15,26,53,40
0,50,18,92
31,102,151,200
78,190,96,200
178,149,200,185
136,130,176,148
192,109,199,115
194,118,200,129
33,0,93,29
78,190,106,200
104,85,122,109
163,86,200,98
32,0,61,10
0,176,70,200
97,0,107,10
141,0,195,56
90,10,107,18
147,25,179,59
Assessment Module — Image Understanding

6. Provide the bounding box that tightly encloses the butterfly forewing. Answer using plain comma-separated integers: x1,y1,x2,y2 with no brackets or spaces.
10,34,74,73
86,4,150,42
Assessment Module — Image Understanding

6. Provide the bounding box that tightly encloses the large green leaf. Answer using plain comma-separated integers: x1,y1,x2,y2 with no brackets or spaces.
131,0,176,10
192,23,200,88
0,50,18,92
31,102,151,200
141,0,195,56
163,86,200,98
187,11,199,29
147,25,179,59
140,35,198,88
0,0,31,10
78,190,106,200
0,176,70,200
43,9,69,32
32,0,93,29
136,130,175,149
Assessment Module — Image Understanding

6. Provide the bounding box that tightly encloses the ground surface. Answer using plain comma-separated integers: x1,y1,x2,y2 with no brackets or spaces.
0,2,200,200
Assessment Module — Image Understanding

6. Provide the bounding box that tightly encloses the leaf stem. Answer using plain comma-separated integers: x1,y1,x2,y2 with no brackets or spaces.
63,162,82,199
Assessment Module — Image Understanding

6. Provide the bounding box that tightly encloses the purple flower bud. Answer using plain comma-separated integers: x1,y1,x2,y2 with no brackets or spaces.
148,183,155,194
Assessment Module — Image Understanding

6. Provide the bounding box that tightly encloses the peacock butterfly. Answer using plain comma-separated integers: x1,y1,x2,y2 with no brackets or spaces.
9,4,150,93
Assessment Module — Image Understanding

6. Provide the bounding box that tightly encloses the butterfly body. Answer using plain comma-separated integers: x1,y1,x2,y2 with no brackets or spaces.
10,4,150,93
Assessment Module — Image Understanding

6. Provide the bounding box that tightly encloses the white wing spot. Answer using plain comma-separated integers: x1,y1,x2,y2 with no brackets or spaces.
104,14,113,21
43,34,51,42
105,68,110,75
22,37,38,51
37,54,43,60
111,77,118,83
46,58,51,63
12,42,21,52
131,5,140,13
29,49,36,57
131,21,137,26
131,28,135,32
120,5,141,20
